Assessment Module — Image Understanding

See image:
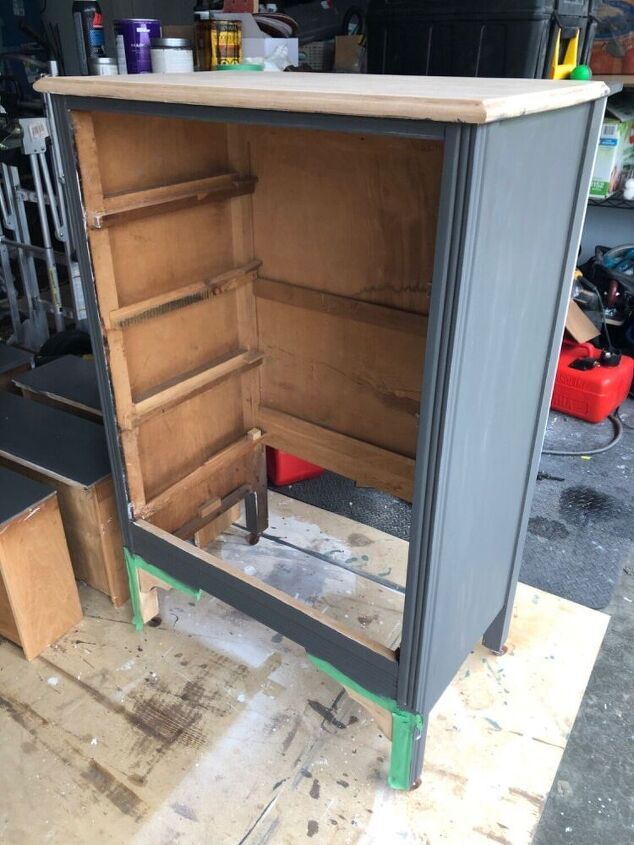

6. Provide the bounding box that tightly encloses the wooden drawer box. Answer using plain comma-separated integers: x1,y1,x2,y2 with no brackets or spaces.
0,467,82,659
13,355,102,421
0,392,127,606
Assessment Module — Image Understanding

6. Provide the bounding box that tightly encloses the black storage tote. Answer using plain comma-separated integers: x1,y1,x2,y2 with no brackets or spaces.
366,0,599,78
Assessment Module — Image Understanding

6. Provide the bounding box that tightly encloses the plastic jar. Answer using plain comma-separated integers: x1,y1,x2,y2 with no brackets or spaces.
150,38,194,74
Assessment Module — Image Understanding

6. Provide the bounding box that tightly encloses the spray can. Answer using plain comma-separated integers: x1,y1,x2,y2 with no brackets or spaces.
72,1,105,75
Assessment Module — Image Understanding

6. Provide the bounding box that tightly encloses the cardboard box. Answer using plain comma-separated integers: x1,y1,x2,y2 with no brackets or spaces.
334,36,366,73
565,299,600,343
589,114,634,199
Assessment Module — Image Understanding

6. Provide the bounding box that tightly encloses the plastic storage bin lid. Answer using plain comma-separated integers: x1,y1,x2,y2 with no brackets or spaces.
366,0,590,16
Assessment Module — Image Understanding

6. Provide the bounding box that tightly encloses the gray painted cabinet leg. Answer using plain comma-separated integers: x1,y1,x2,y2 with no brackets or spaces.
482,602,513,654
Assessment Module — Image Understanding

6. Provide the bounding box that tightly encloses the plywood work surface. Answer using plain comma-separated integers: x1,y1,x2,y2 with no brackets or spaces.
34,73,608,125
0,494,607,844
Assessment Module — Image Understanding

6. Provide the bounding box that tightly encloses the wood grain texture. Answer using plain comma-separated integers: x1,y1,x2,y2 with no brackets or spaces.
258,406,415,501
73,109,264,533
34,73,608,124
0,494,82,660
106,203,237,308
139,431,262,521
194,503,241,548
0,458,127,608
148,443,262,535
90,174,256,230
68,108,450,537
250,127,440,314
131,350,263,425
136,376,248,504
88,110,230,195
256,291,425,458
109,261,259,327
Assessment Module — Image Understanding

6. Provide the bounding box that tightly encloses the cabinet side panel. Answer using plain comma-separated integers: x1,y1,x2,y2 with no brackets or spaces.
69,109,260,530
401,102,605,713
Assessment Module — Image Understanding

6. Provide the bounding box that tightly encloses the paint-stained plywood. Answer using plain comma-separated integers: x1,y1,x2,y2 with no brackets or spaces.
0,495,607,844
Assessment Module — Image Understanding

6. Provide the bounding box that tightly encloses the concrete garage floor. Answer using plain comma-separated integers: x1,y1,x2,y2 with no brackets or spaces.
534,567,634,844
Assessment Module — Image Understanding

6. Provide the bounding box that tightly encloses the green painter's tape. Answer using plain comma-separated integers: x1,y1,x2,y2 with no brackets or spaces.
124,548,202,631
308,655,424,790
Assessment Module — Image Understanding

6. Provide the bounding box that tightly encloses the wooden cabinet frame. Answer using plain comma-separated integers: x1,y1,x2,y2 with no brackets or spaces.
46,84,605,789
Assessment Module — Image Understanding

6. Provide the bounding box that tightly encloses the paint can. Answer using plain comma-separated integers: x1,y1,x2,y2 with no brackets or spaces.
211,20,242,68
89,57,119,76
150,38,194,74
114,18,162,75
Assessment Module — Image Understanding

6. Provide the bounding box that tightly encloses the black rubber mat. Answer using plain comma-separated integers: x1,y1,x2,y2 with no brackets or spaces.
272,399,634,610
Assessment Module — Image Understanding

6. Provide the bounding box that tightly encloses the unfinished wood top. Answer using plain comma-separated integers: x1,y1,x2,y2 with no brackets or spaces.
0,392,111,487
34,72,608,125
0,465,54,527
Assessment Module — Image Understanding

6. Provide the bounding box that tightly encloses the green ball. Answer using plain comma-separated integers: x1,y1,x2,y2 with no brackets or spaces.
571,64,592,80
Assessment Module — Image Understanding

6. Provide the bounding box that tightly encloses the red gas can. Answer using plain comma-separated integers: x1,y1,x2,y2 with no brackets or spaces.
266,447,324,486
551,341,634,423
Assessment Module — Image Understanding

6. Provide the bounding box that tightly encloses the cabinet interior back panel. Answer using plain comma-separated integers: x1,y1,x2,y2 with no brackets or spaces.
249,126,442,311
249,126,443,464
75,109,444,533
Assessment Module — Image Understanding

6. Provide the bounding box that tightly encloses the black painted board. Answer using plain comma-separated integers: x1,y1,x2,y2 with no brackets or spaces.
13,355,101,415
0,465,54,527
0,392,111,487
0,343,33,375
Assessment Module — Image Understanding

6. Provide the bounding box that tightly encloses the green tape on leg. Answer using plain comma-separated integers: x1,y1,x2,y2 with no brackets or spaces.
124,548,145,631
307,655,423,790
124,547,202,631
388,709,425,790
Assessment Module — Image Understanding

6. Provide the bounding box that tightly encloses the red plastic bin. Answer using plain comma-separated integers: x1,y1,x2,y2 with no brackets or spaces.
551,341,634,423
266,447,324,486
